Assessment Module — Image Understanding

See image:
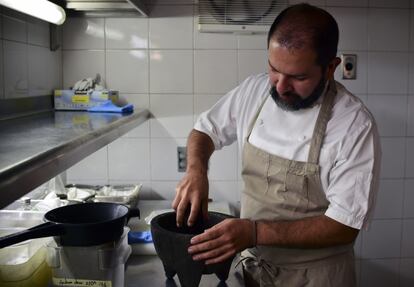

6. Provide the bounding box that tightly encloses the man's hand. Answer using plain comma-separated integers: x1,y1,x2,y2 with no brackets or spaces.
172,130,215,227
172,171,209,227
187,218,254,264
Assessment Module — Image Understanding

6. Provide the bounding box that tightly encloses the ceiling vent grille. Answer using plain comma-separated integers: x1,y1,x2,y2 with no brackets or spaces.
198,0,287,34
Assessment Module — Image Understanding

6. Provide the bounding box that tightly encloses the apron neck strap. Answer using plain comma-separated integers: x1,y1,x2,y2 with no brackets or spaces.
307,79,337,164
246,93,269,139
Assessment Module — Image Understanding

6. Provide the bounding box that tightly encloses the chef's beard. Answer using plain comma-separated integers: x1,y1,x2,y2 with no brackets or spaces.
270,77,327,111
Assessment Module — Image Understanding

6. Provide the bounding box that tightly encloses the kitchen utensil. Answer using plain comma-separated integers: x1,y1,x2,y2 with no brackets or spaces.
151,211,235,287
0,202,139,248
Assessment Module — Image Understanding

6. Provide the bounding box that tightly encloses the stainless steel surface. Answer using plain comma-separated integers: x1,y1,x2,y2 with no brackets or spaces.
126,255,245,287
66,0,148,16
0,109,149,209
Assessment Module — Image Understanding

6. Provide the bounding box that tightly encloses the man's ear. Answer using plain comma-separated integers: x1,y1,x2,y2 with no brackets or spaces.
325,57,341,80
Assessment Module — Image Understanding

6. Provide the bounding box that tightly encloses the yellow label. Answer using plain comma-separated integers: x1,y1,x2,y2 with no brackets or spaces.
54,90,62,96
72,95,90,103
52,277,112,287
72,114,89,125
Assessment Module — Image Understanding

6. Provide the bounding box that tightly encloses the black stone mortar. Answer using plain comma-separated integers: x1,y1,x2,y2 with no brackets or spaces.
150,211,235,287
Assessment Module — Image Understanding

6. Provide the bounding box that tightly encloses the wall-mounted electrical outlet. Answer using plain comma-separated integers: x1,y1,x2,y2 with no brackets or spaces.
341,54,357,79
177,146,187,172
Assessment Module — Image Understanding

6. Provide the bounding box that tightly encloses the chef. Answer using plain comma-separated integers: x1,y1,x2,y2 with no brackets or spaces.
172,3,381,286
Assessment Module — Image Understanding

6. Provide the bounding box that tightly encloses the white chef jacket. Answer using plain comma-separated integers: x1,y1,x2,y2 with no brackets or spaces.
194,73,381,230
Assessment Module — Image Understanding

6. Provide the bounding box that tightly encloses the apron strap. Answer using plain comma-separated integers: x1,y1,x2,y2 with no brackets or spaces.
246,94,269,139
307,80,337,164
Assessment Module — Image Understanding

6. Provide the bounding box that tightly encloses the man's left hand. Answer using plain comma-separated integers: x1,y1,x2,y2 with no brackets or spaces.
187,218,254,264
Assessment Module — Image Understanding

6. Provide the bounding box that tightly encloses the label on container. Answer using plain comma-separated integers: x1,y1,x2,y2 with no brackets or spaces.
52,277,112,287
72,95,90,103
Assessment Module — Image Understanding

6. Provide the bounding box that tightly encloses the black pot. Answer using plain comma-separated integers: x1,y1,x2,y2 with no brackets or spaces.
151,211,235,287
0,202,140,248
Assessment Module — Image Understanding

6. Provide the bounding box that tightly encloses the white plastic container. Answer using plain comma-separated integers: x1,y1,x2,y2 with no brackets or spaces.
46,227,131,287
0,228,52,287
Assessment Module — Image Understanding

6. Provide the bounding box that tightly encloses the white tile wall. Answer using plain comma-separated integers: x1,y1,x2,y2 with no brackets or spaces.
55,3,414,285
63,50,105,89
121,94,150,138
409,54,414,93
108,138,151,181
402,219,414,257
106,50,149,93
150,181,179,199
380,138,406,178
105,18,148,49
28,46,52,96
194,50,238,94
0,11,61,100
408,96,414,136
0,41,3,99
150,138,187,181
149,50,193,93
373,180,404,219
366,95,407,137
327,7,368,51
368,9,410,51
209,143,238,180
238,50,267,83
360,259,400,287
400,259,414,287
66,147,108,183
369,0,410,8
404,180,414,218
194,94,222,121
63,18,105,50
406,138,414,177
27,18,49,47
149,5,193,49
3,41,28,98
3,15,26,43
209,181,239,210
150,94,193,138
326,0,368,7
368,52,409,94
361,220,402,258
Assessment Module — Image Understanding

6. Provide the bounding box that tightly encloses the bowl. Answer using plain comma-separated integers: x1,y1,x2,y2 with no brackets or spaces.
150,211,235,287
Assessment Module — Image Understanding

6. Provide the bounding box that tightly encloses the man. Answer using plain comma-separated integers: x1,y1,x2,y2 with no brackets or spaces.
173,3,381,286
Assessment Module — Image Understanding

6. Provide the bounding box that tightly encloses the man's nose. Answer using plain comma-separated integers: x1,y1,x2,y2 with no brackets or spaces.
276,75,291,95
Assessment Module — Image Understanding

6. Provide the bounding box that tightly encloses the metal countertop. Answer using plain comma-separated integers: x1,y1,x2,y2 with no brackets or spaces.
126,255,245,287
0,109,149,208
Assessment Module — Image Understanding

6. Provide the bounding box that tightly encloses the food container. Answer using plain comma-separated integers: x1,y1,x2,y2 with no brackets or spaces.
93,184,141,207
0,228,52,287
46,227,131,287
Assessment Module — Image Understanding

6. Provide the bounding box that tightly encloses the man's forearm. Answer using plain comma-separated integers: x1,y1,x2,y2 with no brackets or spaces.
256,215,358,248
186,129,215,174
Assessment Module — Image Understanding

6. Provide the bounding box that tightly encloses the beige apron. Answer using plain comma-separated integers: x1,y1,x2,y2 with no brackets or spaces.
240,80,356,287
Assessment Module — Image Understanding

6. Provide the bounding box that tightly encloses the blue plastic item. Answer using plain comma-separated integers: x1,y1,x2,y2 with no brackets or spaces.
128,231,153,244
87,100,134,113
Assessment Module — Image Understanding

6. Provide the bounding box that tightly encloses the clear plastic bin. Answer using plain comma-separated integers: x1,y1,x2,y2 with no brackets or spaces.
0,228,52,287
46,227,131,287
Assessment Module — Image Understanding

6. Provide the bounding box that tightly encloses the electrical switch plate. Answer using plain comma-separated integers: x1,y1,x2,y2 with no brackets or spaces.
177,146,187,172
341,54,357,79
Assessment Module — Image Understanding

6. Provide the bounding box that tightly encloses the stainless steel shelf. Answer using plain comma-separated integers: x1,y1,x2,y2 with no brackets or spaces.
0,109,149,209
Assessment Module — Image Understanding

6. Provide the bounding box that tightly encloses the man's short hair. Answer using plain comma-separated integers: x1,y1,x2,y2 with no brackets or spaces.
267,3,339,68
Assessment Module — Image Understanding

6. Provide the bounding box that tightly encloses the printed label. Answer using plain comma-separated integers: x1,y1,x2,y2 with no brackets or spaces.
52,277,112,287
72,95,90,103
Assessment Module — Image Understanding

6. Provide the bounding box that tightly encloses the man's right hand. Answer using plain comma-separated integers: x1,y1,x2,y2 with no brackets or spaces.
172,129,215,228
172,170,209,227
